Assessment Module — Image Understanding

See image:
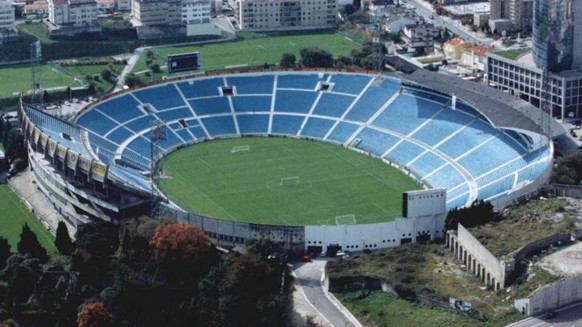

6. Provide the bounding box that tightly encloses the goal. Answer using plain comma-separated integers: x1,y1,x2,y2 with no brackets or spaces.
231,145,250,153
280,176,300,186
335,214,357,225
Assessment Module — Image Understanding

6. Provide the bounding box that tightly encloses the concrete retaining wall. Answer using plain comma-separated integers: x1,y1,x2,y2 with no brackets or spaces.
515,275,582,315
447,224,511,290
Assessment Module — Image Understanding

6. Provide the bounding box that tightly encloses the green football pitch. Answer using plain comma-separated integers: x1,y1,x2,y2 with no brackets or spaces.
157,137,421,226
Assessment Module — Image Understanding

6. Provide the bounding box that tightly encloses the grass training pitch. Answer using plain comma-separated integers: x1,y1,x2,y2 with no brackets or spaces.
157,137,420,226
133,32,361,75
0,185,56,253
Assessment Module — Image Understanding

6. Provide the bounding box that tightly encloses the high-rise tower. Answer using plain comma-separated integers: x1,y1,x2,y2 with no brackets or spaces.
533,0,582,72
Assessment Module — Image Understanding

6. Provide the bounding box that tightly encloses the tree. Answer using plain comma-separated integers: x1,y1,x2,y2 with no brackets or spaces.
124,74,142,88
279,52,296,67
446,200,495,230
344,3,356,15
77,302,111,327
55,221,73,255
42,90,51,104
300,47,334,68
87,83,96,95
0,254,42,307
150,63,161,74
75,221,119,258
0,236,10,270
100,69,112,82
150,223,213,282
17,224,49,263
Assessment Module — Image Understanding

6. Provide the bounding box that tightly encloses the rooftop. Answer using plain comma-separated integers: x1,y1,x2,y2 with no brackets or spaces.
493,47,531,61
464,44,495,57
404,70,565,137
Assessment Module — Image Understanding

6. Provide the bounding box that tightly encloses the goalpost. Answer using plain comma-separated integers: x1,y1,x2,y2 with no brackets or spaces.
231,145,250,153
335,214,357,225
280,176,300,186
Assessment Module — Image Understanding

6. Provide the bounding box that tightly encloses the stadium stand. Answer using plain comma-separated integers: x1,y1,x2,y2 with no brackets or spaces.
66,71,553,210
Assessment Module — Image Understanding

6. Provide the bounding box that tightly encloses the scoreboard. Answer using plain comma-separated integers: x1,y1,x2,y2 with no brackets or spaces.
167,52,201,74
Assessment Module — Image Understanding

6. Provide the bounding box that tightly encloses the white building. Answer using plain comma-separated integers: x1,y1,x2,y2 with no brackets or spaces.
0,0,15,32
48,0,98,26
238,0,337,32
181,0,210,25
132,0,182,26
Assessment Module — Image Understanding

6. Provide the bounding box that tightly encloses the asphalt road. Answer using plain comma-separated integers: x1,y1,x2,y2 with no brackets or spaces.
406,0,494,46
292,259,360,327
507,301,582,327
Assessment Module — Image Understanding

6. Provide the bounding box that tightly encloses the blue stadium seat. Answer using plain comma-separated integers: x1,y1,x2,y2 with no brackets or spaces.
175,129,194,143
372,94,442,135
232,96,272,113
201,116,237,136
176,77,223,98
227,75,274,94
410,108,474,146
312,93,355,118
77,110,118,136
406,151,445,177
300,117,336,139
189,97,231,116
237,114,269,134
156,107,193,122
329,74,371,95
385,140,425,166
133,84,186,110
345,78,400,122
354,128,399,155
271,114,304,135
277,73,327,90
95,94,143,122
125,116,156,133
106,127,134,145
189,125,207,140
326,122,360,143
274,90,318,113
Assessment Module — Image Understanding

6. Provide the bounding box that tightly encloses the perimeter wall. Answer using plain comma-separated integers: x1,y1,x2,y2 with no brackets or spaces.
515,275,582,315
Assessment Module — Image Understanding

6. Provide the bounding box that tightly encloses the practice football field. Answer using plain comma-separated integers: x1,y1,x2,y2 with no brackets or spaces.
157,137,421,226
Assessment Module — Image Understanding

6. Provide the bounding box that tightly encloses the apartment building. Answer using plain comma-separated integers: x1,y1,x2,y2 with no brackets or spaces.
0,0,15,32
489,0,532,33
48,0,98,26
238,0,337,31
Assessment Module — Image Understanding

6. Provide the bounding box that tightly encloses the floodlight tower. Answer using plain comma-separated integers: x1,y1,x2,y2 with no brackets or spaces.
30,41,42,106
372,17,384,72
149,119,167,215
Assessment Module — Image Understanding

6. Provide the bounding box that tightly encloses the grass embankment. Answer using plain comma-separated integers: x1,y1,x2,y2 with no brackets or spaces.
470,197,573,257
0,185,57,253
328,242,536,326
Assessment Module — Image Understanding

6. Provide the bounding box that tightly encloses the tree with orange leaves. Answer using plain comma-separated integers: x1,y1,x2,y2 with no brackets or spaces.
149,222,215,282
77,302,111,327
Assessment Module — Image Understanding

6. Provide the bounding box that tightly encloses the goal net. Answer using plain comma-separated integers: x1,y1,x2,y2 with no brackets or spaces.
231,145,250,153
335,214,357,225
280,176,300,186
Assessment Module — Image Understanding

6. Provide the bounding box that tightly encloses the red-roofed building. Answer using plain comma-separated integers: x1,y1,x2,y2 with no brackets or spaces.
443,37,471,60
24,1,49,17
462,45,495,71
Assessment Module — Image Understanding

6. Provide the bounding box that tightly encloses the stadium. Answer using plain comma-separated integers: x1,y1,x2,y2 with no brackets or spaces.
19,69,557,253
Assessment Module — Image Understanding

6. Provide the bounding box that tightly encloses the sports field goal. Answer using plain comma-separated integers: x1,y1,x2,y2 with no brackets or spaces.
231,145,250,153
335,214,357,225
280,176,300,186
